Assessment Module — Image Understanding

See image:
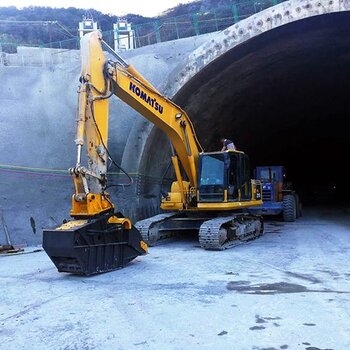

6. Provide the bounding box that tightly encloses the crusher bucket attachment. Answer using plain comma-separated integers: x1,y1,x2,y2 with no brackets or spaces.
43,212,147,276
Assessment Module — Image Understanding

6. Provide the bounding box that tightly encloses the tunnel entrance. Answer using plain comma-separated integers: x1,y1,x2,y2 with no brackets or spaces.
167,12,350,205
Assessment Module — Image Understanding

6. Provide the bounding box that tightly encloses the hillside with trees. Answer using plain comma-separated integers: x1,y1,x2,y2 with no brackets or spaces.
0,0,243,49
0,0,269,52
0,6,153,50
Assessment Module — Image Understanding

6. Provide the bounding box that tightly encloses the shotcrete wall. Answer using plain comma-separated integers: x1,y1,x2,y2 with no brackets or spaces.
0,34,215,246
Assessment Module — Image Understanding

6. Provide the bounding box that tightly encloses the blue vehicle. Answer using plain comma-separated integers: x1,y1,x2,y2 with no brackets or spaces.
248,166,302,221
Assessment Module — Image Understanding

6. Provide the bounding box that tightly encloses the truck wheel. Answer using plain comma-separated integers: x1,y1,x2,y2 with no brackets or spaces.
283,194,297,222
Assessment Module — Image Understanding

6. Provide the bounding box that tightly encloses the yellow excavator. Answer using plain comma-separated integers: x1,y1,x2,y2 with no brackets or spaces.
43,31,263,275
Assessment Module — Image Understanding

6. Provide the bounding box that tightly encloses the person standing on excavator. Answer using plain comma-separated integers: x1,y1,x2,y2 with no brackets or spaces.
220,138,236,151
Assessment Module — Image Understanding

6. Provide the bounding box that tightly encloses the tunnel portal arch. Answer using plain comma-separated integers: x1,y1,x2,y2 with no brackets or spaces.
123,0,350,206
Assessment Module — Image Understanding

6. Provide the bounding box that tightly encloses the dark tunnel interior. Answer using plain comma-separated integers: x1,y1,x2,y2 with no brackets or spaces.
170,12,350,205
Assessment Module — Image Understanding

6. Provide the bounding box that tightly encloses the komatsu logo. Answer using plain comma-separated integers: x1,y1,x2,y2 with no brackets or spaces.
129,82,164,114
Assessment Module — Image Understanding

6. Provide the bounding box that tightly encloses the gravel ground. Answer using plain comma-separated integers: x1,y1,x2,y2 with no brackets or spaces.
1,207,350,350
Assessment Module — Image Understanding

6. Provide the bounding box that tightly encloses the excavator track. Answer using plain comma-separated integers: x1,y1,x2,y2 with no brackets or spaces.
199,214,263,250
135,212,179,246
136,212,263,249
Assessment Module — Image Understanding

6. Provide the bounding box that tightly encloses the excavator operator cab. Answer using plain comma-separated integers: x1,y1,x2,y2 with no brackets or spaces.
198,151,252,203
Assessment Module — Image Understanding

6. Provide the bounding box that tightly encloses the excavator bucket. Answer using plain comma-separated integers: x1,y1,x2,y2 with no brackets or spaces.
43,213,147,276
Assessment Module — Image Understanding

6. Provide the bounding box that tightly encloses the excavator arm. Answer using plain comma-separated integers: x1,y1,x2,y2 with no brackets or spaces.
69,33,114,217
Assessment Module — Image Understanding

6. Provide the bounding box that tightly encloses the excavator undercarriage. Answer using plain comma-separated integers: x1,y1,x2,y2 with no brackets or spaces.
136,212,263,250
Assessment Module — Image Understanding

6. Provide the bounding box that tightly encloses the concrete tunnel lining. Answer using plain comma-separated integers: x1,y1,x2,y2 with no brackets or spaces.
135,11,350,204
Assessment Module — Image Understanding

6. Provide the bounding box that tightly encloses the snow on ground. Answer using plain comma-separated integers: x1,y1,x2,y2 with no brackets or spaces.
1,208,350,350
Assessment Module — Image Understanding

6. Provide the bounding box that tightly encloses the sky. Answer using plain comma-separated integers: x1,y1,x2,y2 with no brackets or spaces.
0,0,195,17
